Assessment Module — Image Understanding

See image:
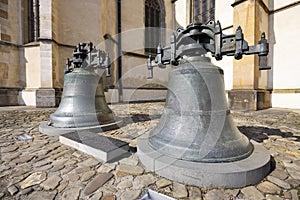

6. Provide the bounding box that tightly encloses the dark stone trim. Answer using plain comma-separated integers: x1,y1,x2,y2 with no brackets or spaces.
23,39,76,49
231,0,300,15
0,87,23,90
270,1,300,14
231,0,247,7
258,0,269,14
0,39,76,49
272,89,300,94
38,38,76,49
0,40,22,48
122,51,149,59
223,25,233,31
231,0,269,14
23,42,40,47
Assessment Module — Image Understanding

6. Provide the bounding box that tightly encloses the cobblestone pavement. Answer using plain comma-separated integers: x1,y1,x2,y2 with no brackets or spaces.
0,103,299,200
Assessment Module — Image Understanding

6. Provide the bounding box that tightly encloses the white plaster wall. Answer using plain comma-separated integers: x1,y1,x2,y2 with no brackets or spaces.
271,6,300,89
270,3,300,108
272,94,300,109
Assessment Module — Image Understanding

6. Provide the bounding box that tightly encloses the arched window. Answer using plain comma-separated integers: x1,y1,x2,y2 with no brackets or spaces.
27,0,40,43
191,0,215,24
145,0,165,54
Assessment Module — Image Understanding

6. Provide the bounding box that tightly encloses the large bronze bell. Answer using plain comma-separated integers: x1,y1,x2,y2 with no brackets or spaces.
148,56,253,162
39,42,120,135
138,21,271,188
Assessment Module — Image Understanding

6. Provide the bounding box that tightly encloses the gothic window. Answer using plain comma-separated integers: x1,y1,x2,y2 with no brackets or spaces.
145,0,162,54
191,0,215,24
27,0,39,43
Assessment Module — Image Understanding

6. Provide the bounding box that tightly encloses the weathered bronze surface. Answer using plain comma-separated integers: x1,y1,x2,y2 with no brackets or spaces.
49,42,116,128
145,21,270,162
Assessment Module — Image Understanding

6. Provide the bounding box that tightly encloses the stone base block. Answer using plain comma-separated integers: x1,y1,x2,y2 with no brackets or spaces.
39,119,123,136
60,131,130,163
137,134,271,188
36,88,55,107
228,89,271,111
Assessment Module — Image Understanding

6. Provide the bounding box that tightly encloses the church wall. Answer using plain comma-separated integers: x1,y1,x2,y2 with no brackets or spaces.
0,0,23,105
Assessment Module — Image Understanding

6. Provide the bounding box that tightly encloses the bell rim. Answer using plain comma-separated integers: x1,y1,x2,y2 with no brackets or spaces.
148,133,254,163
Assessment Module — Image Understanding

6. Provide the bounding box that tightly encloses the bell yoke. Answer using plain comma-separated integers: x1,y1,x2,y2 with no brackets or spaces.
138,21,271,188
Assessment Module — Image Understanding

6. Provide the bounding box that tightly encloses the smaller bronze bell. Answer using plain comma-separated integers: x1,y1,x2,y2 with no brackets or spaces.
39,42,121,135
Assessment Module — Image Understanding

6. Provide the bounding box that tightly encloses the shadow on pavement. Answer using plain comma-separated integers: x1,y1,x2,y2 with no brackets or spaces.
238,126,300,143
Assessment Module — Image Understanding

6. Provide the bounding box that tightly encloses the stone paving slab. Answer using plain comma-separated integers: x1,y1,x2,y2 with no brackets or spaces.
0,103,299,200
59,131,130,162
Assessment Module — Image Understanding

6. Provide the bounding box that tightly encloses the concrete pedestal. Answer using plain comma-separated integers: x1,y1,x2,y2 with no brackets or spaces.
137,134,271,188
